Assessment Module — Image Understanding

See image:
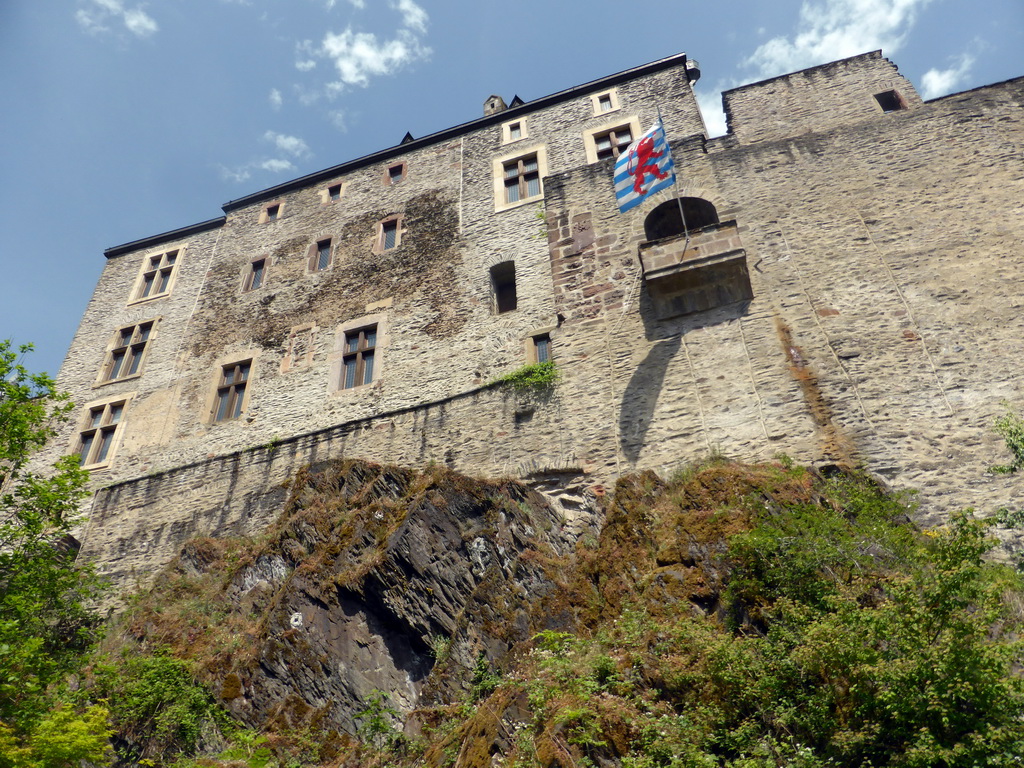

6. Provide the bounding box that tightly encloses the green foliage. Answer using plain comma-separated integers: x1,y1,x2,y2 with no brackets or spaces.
0,704,113,768
991,405,1024,473
0,341,107,762
489,361,559,391
355,689,400,753
88,651,231,759
469,653,501,702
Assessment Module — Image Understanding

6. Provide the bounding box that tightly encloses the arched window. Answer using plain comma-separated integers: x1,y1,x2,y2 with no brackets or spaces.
644,198,719,241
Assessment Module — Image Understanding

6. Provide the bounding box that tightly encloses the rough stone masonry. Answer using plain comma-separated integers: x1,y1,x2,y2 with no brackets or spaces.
37,50,1024,590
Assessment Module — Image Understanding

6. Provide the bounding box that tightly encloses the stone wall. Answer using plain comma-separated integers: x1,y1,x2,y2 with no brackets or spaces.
39,51,1024,588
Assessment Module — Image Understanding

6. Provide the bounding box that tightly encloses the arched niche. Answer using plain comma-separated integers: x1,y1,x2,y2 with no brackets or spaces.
644,198,719,241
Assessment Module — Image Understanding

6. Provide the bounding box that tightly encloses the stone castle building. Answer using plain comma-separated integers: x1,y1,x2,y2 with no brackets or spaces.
42,51,1024,587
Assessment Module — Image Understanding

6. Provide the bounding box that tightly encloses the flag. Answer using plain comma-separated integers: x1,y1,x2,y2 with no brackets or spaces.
613,120,675,213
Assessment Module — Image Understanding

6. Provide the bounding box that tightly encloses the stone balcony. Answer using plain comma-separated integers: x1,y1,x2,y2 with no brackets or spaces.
637,220,753,319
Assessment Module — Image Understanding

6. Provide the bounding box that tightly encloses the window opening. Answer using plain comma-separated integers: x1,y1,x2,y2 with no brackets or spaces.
342,326,376,389
644,198,720,241
245,259,265,291
265,204,280,221
597,94,613,112
78,401,124,466
315,240,332,271
136,250,178,300
508,122,522,140
503,155,541,204
594,126,633,161
388,164,405,184
328,184,342,201
381,220,398,251
533,334,551,364
874,90,906,112
214,361,250,422
490,261,517,313
104,322,153,381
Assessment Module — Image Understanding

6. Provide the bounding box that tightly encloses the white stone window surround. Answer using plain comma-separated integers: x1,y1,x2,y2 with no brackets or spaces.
590,89,621,116
492,144,549,213
328,312,389,395
127,246,184,306
582,115,642,165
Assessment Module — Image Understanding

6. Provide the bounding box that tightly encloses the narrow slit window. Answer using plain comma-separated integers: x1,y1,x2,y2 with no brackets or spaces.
244,259,265,291
342,325,377,389
316,240,332,271
533,334,551,363
382,220,398,250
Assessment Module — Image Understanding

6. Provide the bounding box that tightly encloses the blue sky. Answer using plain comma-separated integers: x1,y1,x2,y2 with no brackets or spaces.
2,0,1021,377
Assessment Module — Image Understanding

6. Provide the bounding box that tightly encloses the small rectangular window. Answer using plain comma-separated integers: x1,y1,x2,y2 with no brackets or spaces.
388,164,405,184
77,401,125,467
533,334,551,364
244,259,265,291
328,184,342,201
265,204,280,221
382,221,398,251
504,155,541,204
490,262,517,314
316,240,332,271
214,361,250,422
598,94,613,112
341,326,377,389
508,122,522,140
103,321,153,381
874,90,906,112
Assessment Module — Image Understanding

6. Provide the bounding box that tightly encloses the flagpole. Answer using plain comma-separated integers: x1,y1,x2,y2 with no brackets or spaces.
657,107,690,250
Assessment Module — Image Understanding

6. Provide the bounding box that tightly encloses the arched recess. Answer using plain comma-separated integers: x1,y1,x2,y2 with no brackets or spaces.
644,197,719,241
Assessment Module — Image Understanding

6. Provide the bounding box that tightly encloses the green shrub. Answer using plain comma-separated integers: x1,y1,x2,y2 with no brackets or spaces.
991,406,1024,473
490,361,559,390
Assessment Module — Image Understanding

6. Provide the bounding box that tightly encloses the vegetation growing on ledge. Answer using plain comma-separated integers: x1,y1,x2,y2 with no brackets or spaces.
489,360,559,391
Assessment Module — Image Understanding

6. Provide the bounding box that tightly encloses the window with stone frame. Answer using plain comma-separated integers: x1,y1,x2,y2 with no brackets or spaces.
102,322,153,382
386,163,407,185
309,239,333,272
328,183,342,201
213,360,251,422
77,400,126,467
532,333,551,363
594,125,634,161
243,259,266,291
133,249,179,302
378,219,401,251
503,154,541,204
341,325,376,389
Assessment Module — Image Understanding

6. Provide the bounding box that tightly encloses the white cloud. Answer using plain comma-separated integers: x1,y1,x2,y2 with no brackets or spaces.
329,110,348,131
76,0,158,38
263,131,312,158
745,0,934,80
269,89,283,110
920,52,976,99
299,0,430,92
261,159,295,173
394,0,428,34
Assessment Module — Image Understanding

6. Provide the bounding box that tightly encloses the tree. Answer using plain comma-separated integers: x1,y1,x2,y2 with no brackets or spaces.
0,341,110,765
